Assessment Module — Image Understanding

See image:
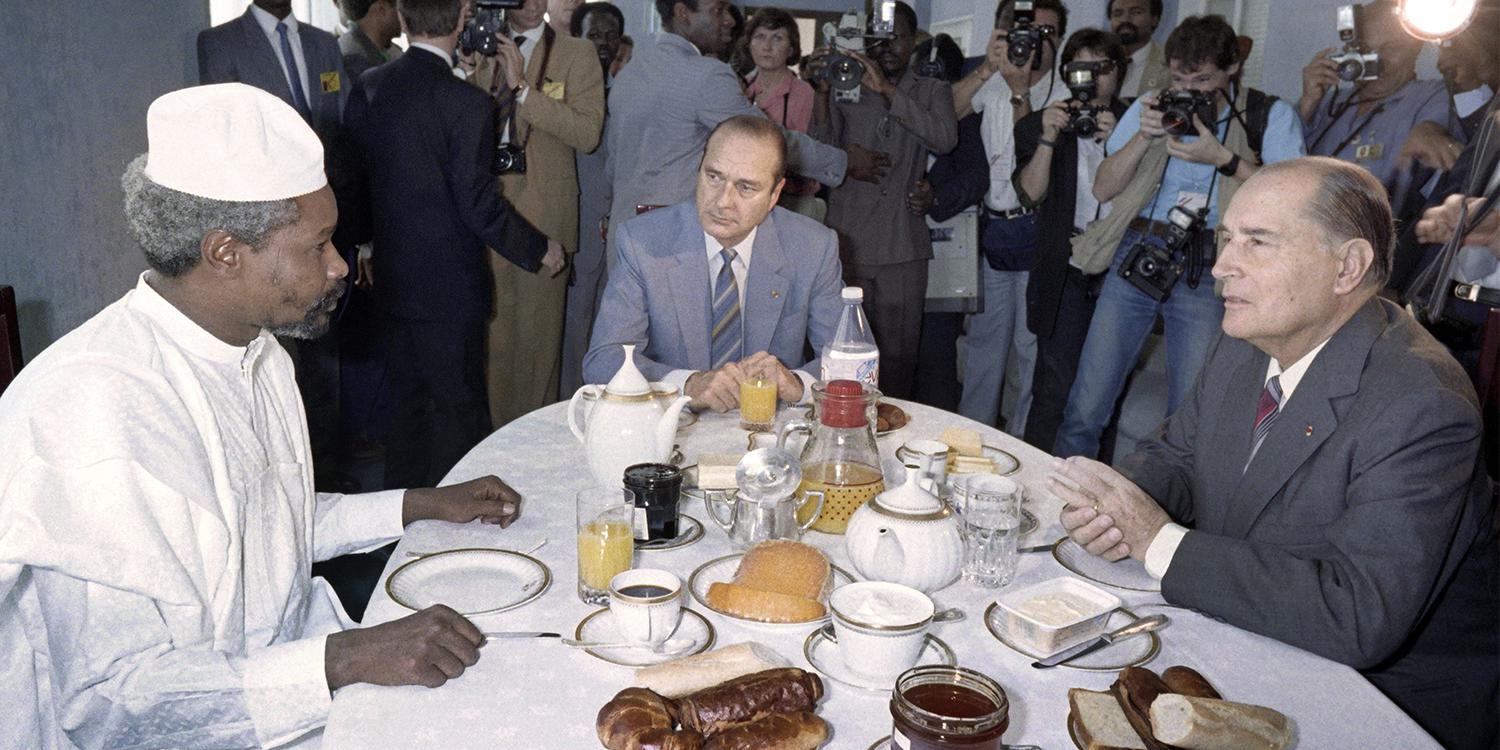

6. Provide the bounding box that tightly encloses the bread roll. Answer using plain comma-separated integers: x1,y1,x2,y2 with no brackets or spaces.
675,668,824,736
1160,666,1221,700
1069,689,1147,750
1111,667,1172,750
597,688,704,750
635,643,791,699
733,541,830,600
1149,695,1291,750
701,711,829,750
705,582,826,623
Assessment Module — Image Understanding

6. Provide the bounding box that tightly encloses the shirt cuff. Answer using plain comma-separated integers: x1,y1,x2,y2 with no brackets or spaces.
313,489,407,560
1144,523,1189,579
794,370,816,404
242,634,334,748
662,369,694,398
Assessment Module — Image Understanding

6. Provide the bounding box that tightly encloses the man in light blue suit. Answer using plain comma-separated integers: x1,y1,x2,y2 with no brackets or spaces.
198,0,349,146
585,117,844,412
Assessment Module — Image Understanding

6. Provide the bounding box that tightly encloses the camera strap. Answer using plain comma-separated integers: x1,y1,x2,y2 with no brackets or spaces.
1308,86,1386,156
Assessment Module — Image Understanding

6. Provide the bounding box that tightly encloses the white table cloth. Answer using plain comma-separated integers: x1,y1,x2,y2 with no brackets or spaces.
323,399,1437,749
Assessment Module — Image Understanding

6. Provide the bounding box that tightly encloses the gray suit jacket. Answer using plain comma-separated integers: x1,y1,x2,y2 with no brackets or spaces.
583,203,844,384
197,9,348,144
604,33,846,230
1119,297,1496,743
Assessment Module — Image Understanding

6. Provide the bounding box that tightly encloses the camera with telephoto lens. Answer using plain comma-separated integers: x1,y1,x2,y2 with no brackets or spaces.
494,142,526,175
1153,88,1218,136
1060,60,1105,136
815,4,897,95
1330,4,1380,82
1119,206,1206,301
459,0,525,58
1006,0,1050,71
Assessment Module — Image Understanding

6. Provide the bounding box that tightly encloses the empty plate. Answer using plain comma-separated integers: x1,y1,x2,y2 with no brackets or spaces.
636,514,705,551
573,607,715,667
803,626,954,693
688,553,854,631
386,549,550,616
1052,538,1162,592
983,603,1160,671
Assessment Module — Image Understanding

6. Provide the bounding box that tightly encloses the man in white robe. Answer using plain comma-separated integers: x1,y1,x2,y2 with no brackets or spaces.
0,83,526,749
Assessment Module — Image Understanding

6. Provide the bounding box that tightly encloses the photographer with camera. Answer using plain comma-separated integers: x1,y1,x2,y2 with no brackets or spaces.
947,0,1068,432
1010,29,1128,453
464,0,605,428
1107,0,1168,101
1051,14,1305,460
1298,1,1456,193
805,1,958,399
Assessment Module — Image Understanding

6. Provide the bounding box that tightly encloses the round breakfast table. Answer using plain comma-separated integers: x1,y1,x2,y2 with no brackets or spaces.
321,399,1438,749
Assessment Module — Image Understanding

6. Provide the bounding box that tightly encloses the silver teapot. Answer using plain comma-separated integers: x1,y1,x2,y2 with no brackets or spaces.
705,422,824,550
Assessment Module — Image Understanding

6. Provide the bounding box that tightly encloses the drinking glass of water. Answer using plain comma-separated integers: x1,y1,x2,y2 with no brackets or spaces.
959,475,1022,588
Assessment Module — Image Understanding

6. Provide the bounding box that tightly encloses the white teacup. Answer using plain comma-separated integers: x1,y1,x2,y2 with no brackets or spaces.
829,581,934,680
609,568,683,646
896,439,949,491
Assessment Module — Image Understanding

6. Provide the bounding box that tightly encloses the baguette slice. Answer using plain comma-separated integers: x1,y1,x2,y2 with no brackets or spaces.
1160,666,1221,700
1149,694,1291,750
634,642,791,699
1112,667,1173,750
706,582,826,623
1070,689,1148,750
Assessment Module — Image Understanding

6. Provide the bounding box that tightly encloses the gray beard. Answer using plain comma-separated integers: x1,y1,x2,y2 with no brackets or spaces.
267,280,346,339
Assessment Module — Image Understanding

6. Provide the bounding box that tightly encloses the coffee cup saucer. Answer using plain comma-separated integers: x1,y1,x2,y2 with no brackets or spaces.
635,514,704,552
573,607,715,667
801,626,954,694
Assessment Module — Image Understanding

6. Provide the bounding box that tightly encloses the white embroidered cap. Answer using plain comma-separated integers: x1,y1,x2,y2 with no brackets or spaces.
143,83,326,202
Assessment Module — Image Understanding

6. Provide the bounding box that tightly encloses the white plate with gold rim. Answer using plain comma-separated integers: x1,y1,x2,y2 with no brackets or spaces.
688,554,854,631
387,549,550,615
1052,537,1161,592
572,607,715,667
803,626,954,694
983,603,1160,671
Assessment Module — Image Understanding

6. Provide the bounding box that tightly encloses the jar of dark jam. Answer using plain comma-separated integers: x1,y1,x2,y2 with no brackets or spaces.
622,463,682,542
889,665,1010,750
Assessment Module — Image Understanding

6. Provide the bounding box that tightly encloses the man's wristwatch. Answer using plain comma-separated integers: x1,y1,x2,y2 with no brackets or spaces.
1009,93,1026,108
1218,152,1241,177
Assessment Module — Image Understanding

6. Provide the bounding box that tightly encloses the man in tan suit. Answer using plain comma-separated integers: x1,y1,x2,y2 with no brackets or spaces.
473,0,606,427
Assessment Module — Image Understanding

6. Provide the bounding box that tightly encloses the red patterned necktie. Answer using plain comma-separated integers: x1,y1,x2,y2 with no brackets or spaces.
1246,375,1283,467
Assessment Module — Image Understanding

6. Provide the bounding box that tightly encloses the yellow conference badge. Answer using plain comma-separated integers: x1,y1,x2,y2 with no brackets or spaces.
320,71,341,94
542,80,566,100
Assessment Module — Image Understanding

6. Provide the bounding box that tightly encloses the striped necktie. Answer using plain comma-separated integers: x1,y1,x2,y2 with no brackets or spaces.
276,22,312,121
1245,375,1283,469
710,247,742,369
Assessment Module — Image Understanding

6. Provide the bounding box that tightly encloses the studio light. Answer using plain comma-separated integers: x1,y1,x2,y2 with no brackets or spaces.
1396,0,1479,41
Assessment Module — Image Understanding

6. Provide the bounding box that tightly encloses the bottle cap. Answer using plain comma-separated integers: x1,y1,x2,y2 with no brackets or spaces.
820,379,869,429
840,286,864,302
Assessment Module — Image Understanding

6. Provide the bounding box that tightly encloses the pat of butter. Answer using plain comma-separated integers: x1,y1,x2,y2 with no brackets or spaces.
696,453,741,489
1015,592,1097,626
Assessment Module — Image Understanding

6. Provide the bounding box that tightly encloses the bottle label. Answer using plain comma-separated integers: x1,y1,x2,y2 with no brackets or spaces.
891,726,910,749
631,506,649,541
822,350,879,387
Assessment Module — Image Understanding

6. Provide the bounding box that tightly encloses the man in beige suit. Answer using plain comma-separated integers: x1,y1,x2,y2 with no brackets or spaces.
474,0,606,427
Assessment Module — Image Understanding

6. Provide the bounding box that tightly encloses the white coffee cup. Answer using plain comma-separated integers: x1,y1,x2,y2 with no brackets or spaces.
608,568,683,646
896,439,949,491
829,581,934,680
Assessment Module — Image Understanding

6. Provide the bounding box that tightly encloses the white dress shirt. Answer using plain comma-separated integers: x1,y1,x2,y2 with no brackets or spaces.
1119,43,1152,101
972,71,1070,211
250,4,310,98
1073,135,1113,233
0,274,406,748
1143,338,1331,578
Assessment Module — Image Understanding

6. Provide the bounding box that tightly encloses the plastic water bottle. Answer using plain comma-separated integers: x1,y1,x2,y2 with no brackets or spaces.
821,287,879,387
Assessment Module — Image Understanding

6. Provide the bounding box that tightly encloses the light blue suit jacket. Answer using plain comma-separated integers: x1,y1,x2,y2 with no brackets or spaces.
583,202,844,383
197,8,348,145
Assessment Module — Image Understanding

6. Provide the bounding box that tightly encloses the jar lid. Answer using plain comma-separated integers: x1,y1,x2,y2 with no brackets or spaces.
820,379,869,429
622,463,682,488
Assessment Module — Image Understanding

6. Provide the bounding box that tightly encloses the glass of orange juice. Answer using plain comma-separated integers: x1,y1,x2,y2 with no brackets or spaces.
739,371,778,431
576,486,635,604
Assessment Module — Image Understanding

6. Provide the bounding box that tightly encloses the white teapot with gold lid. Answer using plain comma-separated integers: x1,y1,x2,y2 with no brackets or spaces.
567,345,691,487
844,465,962,592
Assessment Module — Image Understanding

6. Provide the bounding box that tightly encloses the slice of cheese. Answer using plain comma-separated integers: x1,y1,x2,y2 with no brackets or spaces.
695,453,741,490
940,427,983,458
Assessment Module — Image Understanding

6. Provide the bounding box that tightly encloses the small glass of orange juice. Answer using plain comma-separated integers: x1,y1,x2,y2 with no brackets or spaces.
576,486,635,604
739,377,778,431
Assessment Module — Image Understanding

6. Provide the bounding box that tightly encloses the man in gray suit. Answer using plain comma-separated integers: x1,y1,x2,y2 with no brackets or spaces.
585,116,843,412
198,0,349,146
603,0,881,261
1051,157,1497,750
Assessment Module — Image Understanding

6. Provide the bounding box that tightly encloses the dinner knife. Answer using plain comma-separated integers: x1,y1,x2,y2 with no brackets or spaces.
482,631,561,639
1031,614,1168,669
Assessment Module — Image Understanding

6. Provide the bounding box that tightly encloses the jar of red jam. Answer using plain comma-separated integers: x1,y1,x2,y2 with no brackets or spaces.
889,665,1010,749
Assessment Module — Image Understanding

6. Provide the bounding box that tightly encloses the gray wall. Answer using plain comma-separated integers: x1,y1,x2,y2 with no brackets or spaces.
3,2,209,363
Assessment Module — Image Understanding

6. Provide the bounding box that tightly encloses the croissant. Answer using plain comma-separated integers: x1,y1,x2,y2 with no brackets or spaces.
597,687,705,750
675,669,824,737
702,711,829,750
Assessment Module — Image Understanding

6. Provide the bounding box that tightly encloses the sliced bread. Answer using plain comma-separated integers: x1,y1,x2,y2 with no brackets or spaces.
1070,688,1148,750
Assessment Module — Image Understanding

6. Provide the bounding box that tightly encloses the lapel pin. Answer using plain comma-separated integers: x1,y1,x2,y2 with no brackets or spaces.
1304,425,1314,436
770,291,781,299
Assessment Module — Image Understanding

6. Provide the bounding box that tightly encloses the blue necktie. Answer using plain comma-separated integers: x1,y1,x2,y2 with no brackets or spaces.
710,248,742,369
276,21,312,120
